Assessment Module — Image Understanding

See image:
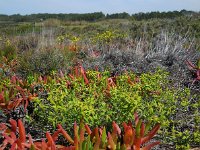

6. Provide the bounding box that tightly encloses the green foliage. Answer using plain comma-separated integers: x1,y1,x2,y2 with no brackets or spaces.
174,129,191,150
91,30,127,45
0,38,16,61
106,12,130,19
0,11,200,149
32,69,189,138
56,33,80,45
132,10,184,20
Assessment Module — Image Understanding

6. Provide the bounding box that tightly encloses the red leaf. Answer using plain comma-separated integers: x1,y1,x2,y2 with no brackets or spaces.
69,74,75,80
23,99,28,113
41,139,48,150
0,139,8,149
9,119,17,133
134,76,140,83
24,134,35,149
66,80,72,88
128,76,134,85
112,121,121,135
93,134,100,150
122,122,128,129
15,86,24,92
95,66,98,71
134,112,139,126
97,73,101,80
123,125,134,147
9,88,14,99
18,79,24,87
57,124,74,144
18,119,26,143
108,132,116,150
140,122,145,138
52,129,62,141
74,135,78,150
79,122,85,145
85,124,92,135
10,141,17,150
111,121,121,143
0,123,7,131
197,70,200,80
75,66,79,77
16,138,24,149
2,132,15,144
43,76,47,84
142,141,160,150
46,132,56,150
134,137,142,150
108,77,116,88
74,122,79,149
80,65,89,85
8,98,23,110
10,76,17,84
90,127,99,140
141,123,160,144
186,60,197,69
0,91,5,102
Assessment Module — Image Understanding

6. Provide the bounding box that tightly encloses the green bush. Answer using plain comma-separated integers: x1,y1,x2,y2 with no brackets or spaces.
31,69,193,144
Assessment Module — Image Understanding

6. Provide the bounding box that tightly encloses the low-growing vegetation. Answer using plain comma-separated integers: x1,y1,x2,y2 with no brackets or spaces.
0,10,200,150
0,113,161,150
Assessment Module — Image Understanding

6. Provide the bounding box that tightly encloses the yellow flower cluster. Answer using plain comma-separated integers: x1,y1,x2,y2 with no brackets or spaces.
91,30,127,44
56,34,80,44
5,39,11,46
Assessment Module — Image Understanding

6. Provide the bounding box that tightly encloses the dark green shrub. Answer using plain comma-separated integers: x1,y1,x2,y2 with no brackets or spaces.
16,47,75,76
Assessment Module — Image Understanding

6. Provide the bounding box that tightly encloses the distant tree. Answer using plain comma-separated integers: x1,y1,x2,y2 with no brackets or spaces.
0,14,9,21
0,10,198,23
131,10,194,20
106,12,130,19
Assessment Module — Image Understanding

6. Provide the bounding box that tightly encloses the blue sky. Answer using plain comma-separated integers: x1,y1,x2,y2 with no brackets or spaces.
0,0,199,15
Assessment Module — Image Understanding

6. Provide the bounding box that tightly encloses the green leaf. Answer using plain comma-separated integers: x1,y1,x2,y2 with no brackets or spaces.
136,120,142,137
101,127,107,148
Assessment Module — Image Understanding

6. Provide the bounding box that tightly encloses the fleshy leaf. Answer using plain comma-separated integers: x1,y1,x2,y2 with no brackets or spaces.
123,124,134,148
134,112,139,126
142,141,160,150
140,122,145,138
46,132,56,150
80,65,89,85
141,123,160,144
101,127,107,148
9,119,17,133
108,132,116,150
85,124,92,135
18,119,26,143
135,120,142,137
57,124,74,144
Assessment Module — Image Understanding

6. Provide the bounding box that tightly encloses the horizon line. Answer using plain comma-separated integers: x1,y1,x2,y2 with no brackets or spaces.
0,9,199,16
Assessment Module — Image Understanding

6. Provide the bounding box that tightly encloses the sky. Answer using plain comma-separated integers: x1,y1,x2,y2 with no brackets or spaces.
0,0,199,15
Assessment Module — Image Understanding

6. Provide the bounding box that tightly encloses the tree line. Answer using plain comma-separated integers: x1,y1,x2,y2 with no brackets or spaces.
0,10,198,22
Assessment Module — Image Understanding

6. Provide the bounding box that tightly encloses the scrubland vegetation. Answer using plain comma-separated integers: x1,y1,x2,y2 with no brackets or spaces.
0,10,200,149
